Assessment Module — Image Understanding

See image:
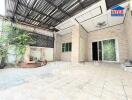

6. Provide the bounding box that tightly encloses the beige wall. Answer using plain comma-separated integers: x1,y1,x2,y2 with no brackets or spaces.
54,33,72,61
124,11,132,60
71,24,88,62
54,24,87,62
87,25,128,63
61,33,72,61
71,24,80,63
54,11,132,63
79,25,88,62
54,34,61,61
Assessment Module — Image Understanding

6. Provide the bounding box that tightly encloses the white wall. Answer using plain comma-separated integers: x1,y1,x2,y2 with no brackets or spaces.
44,48,53,61
24,46,54,63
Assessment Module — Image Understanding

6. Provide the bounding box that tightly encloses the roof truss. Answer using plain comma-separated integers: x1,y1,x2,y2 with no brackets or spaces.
6,0,100,31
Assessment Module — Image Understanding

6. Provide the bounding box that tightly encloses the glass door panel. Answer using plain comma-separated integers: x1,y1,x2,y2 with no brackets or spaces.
99,41,102,61
103,39,116,61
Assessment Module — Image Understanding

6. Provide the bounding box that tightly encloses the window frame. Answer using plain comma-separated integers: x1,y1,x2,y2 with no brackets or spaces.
62,42,72,52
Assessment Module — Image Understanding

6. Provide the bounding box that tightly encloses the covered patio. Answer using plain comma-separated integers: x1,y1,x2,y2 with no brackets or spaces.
0,62,132,100
0,0,132,100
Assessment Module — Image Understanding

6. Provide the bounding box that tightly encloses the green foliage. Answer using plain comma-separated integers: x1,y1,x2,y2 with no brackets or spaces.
0,20,12,64
0,46,7,59
0,20,35,63
2,21,12,32
0,34,8,60
9,29,33,45
0,26,12,60
8,28,34,62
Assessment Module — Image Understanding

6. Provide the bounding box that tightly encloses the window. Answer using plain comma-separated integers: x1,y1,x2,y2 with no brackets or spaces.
62,42,72,52
66,43,69,52
68,43,72,52
62,43,65,52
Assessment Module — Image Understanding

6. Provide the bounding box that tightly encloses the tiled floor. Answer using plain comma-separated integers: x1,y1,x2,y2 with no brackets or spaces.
0,62,132,100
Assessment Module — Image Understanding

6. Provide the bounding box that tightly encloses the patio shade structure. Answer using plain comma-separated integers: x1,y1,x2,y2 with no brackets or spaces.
5,0,100,31
5,0,125,31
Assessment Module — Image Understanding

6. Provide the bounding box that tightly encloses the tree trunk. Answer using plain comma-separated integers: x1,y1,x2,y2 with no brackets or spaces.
0,57,6,69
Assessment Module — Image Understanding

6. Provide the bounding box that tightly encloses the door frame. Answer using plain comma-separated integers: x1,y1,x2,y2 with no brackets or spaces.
91,38,119,62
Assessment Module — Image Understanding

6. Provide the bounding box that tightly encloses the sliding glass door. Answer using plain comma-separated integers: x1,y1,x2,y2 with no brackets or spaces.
102,39,116,61
92,39,117,62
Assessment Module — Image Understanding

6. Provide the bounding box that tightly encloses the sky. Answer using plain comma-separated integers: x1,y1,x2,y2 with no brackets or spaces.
0,0,5,16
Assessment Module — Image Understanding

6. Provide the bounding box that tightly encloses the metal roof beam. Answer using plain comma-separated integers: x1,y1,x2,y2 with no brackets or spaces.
23,0,37,21
77,0,84,9
12,0,19,20
44,0,71,17
9,11,54,28
18,1,61,22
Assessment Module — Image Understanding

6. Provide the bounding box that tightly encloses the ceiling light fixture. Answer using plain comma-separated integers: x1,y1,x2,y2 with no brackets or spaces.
96,21,107,28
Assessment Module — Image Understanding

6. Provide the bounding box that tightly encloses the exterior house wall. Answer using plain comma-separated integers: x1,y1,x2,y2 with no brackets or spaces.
124,11,132,60
54,24,87,62
71,24,88,62
61,33,72,61
54,11,132,63
79,26,88,62
87,25,128,63
54,34,62,61
71,24,80,63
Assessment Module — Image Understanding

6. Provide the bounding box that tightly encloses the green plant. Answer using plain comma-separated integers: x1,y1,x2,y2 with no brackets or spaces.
0,45,7,59
0,34,9,68
0,19,35,64
8,28,34,63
